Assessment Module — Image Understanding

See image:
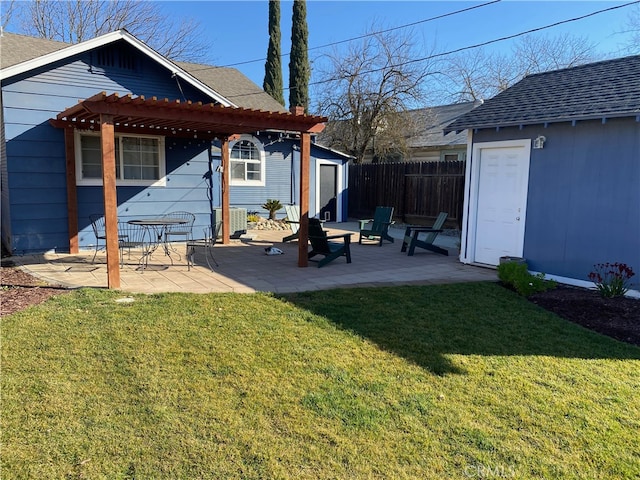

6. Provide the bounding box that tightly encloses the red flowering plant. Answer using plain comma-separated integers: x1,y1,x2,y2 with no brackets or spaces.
588,262,636,298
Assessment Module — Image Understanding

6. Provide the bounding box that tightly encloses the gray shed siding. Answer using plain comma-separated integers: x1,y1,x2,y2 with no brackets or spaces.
472,117,640,282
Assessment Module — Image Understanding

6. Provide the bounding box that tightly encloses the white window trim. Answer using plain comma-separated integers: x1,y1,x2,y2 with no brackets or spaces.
440,150,466,162
229,134,266,187
74,130,166,186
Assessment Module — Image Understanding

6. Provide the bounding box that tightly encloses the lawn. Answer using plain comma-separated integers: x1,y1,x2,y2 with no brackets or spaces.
2,282,639,479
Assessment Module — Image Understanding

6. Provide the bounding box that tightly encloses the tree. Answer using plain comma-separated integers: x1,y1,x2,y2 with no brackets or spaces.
315,27,433,163
623,4,640,54
288,0,310,112
263,0,285,106
1,0,20,30
13,0,207,62
441,33,598,102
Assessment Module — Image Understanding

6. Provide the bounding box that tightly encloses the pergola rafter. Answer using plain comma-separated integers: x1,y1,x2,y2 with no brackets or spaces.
50,92,327,288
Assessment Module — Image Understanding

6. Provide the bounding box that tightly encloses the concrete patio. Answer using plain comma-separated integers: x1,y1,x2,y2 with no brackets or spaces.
6,222,497,294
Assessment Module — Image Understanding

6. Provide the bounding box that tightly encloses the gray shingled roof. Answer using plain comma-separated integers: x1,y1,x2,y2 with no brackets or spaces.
406,101,481,147
446,55,640,132
0,32,285,112
0,32,69,68
175,61,286,112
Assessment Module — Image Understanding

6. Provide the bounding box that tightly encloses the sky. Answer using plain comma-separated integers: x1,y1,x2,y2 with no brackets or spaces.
4,0,638,103
155,0,638,88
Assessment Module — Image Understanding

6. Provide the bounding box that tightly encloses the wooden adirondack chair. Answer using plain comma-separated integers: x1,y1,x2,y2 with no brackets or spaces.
358,206,395,246
282,205,300,242
307,218,353,267
400,212,449,256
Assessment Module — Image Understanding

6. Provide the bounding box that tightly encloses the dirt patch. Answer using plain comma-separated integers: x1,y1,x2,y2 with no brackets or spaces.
528,285,640,347
1,263,71,316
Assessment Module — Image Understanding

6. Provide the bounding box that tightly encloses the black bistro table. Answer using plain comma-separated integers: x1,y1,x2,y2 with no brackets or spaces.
128,217,188,269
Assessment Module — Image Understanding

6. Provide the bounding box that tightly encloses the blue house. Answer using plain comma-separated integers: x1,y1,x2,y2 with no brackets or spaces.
446,55,640,295
1,30,350,257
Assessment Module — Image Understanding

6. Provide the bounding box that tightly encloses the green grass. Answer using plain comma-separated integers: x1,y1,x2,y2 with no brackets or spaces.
2,282,639,479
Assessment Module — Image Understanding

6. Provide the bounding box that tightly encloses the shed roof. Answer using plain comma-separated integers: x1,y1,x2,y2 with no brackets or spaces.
446,55,640,132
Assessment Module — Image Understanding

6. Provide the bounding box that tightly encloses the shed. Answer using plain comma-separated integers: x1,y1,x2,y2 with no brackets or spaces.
446,55,640,295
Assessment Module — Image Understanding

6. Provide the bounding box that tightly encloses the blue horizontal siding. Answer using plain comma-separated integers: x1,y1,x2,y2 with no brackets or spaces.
3,39,349,252
474,118,640,282
4,120,65,142
6,139,66,160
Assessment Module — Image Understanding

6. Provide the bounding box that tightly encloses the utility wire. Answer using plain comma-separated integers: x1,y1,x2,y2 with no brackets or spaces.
222,0,502,68
218,0,639,98
187,0,502,73
307,0,640,87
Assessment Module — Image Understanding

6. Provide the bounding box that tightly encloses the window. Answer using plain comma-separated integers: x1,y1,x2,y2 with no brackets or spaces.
75,132,165,186
229,136,265,186
440,150,466,162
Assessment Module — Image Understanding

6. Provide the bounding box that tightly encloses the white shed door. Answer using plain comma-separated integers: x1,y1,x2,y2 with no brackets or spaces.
474,143,530,265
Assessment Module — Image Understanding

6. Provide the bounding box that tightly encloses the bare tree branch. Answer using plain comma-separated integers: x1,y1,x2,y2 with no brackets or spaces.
314,26,435,163
16,0,208,62
441,33,599,102
622,4,640,54
1,0,21,31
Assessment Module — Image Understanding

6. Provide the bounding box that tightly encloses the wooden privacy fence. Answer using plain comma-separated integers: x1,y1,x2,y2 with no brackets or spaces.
348,161,465,228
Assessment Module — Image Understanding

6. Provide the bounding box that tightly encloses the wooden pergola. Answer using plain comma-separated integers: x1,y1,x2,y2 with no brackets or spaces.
50,92,327,289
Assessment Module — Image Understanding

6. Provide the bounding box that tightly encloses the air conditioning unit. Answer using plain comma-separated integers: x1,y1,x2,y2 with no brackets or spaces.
213,208,247,238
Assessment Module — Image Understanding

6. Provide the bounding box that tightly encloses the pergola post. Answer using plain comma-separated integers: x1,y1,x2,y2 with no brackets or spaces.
298,132,311,267
64,127,79,254
220,136,230,244
100,114,120,289
52,92,328,279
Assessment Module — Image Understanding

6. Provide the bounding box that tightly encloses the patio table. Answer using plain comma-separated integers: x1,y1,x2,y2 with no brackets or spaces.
128,218,188,269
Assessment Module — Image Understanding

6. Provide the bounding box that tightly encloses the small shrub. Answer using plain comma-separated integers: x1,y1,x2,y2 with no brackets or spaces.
497,262,557,297
262,199,283,220
588,262,635,298
247,213,261,223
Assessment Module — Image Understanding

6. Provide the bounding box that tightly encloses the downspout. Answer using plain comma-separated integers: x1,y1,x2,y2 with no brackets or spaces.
206,142,215,232
291,145,299,205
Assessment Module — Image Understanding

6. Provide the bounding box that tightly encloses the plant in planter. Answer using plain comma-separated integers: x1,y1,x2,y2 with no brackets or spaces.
262,199,283,220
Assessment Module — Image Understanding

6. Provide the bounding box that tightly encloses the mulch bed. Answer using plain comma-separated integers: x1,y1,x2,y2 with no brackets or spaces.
528,285,640,347
1,263,71,316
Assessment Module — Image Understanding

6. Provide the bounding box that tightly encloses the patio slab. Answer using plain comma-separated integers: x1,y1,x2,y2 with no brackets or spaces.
6,222,497,294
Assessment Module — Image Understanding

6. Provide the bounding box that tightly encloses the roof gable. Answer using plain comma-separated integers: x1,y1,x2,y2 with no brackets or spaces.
446,55,640,132
0,31,284,111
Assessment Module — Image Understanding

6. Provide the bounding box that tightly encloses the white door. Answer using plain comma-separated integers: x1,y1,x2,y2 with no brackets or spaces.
473,141,530,265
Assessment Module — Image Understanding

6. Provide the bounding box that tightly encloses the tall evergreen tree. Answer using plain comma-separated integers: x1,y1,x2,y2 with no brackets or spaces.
288,0,309,112
263,0,285,106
